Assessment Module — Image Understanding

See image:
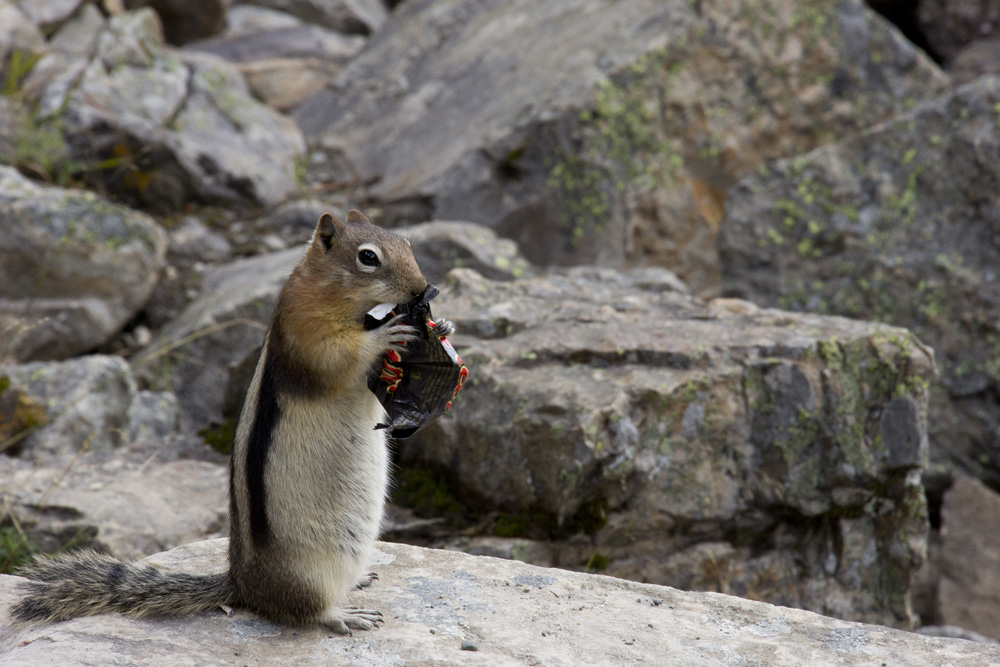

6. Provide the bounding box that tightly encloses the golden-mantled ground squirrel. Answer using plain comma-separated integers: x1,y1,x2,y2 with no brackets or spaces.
11,210,452,635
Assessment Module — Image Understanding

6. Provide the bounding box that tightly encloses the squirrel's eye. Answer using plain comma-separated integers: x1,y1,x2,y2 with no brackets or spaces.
358,249,380,268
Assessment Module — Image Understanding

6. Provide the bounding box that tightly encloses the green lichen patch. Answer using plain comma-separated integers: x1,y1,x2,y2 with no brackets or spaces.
198,418,235,455
392,466,470,529
544,51,684,249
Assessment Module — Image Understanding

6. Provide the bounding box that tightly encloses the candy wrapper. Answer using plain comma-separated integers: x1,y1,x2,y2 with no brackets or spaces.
364,285,468,439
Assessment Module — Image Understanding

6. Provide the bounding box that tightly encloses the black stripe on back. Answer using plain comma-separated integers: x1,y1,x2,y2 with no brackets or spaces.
243,315,327,551
246,348,281,550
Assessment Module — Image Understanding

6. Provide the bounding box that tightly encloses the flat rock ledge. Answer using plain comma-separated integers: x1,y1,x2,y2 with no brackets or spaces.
1,540,996,666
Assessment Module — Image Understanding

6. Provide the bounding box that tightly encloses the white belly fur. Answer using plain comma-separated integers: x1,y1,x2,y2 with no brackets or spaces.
265,388,388,608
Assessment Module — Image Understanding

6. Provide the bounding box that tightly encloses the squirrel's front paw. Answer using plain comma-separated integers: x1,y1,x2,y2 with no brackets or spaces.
430,318,455,337
373,315,419,354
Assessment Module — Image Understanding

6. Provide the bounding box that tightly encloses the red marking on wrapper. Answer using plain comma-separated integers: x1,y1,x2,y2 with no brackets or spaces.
379,358,404,393
445,363,469,411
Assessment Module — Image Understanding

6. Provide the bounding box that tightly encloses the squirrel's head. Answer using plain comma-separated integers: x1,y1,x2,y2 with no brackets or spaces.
299,210,428,320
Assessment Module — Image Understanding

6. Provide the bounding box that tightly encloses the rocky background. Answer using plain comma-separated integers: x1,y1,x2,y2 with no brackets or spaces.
0,0,999,644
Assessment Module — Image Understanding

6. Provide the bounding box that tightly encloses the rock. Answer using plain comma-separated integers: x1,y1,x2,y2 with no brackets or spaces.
15,0,87,33
133,246,302,434
0,99,20,167
403,266,934,627
0,166,167,362
124,0,230,45
0,357,224,559
716,76,1000,491
295,0,946,295
253,196,349,238
236,57,342,111
16,3,103,112
224,4,302,32
166,216,232,264
937,476,1000,639
0,5,46,65
1,539,996,665
233,0,387,35
0,376,48,455
950,37,1000,85
918,625,999,645
918,0,1000,63
23,8,305,211
404,221,536,284
193,11,365,63
189,5,366,111
0,454,227,559
0,356,137,460
125,390,179,449
223,197,349,254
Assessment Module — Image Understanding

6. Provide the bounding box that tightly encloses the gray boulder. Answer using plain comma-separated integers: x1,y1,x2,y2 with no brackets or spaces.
295,0,947,295
14,1,86,33
23,8,305,211
0,354,224,559
0,5,45,65
124,0,230,45
949,37,1000,85
193,7,365,63
189,5,367,111
405,221,536,284
918,0,1000,63
938,476,1000,639
0,166,166,362
0,449,226,560
0,355,137,460
717,76,1000,492
232,0,387,35
1,539,996,665
403,267,935,627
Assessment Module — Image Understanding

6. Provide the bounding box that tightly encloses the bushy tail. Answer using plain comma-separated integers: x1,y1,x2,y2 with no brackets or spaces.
10,549,235,623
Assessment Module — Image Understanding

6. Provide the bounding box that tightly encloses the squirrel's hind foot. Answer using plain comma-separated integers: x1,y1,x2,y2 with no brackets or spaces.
354,571,379,590
322,607,384,635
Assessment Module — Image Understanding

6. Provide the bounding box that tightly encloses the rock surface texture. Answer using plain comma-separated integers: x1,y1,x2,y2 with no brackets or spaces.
21,7,305,211
718,77,1000,494
0,454,227,560
402,267,935,628
233,0,387,35
0,166,167,362
937,476,1000,639
1,539,996,666
190,4,366,110
124,0,231,45
0,355,138,459
296,0,947,294
918,0,1000,63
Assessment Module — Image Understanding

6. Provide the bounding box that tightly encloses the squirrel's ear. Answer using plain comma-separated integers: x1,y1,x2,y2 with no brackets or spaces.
345,209,370,224
313,213,346,251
